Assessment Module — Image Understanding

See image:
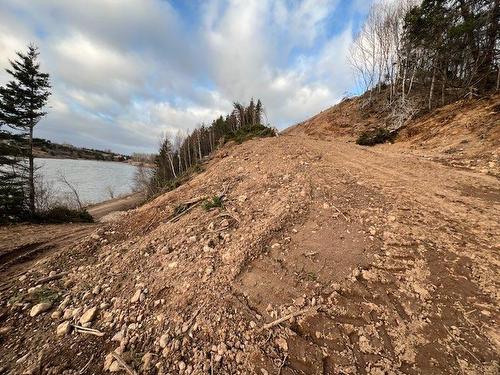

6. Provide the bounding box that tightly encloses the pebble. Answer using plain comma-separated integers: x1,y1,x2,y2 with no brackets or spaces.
130,290,142,303
30,302,52,317
159,334,169,348
79,307,98,324
56,321,72,336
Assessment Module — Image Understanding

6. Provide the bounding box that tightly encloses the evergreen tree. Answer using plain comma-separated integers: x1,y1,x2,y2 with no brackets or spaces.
0,44,51,216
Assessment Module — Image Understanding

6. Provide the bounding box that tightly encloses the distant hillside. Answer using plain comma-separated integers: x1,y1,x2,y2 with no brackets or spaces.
33,138,129,162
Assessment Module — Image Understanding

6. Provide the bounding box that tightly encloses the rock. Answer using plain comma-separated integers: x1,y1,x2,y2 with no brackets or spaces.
112,331,124,342
51,310,62,319
103,353,114,371
159,334,169,348
142,352,154,371
18,275,27,282
178,361,186,371
63,308,73,320
72,307,82,318
276,337,288,351
109,361,121,372
238,195,247,203
56,321,71,336
30,302,52,317
79,307,98,324
130,290,142,303
0,326,12,336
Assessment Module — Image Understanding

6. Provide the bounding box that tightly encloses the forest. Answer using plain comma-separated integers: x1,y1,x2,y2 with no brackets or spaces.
350,0,498,133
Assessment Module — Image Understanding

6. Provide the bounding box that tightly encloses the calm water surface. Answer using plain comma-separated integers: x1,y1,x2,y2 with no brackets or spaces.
35,158,139,205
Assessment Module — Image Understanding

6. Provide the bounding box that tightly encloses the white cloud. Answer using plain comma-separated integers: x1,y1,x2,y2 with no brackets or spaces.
0,0,369,153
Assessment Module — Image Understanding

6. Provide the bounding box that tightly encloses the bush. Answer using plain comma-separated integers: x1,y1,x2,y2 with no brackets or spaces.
226,124,276,144
356,127,394,146
34,206,94,223
203,196,223,211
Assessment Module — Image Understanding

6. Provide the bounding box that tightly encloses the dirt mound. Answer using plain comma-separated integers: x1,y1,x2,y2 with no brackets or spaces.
285,95,384,140
289,93,500,176
395,95,500,175
1,130,499,374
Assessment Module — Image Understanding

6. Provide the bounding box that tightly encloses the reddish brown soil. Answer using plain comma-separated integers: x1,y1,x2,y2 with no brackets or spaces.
0,101,499,374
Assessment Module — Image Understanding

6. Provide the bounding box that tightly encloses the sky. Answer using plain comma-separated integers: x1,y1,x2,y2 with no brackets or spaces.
0,0,374,154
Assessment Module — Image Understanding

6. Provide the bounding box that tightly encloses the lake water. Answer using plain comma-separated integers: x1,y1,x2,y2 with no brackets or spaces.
35,158,139,205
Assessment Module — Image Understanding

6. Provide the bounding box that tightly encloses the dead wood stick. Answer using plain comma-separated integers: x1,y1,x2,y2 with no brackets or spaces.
166,201,203,224
79,353,94,374
72,325,105,337
259,306,319,331
111,352,137,375
35,272,69,285
331,203,349,221
278,353,288,375
216,211,240,223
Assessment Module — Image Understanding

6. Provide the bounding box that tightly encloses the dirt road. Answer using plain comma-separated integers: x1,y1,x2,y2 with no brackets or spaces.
0,133,498,374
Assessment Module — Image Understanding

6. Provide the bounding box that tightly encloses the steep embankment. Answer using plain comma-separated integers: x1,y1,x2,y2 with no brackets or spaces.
0,100,499,374
291,94,500,176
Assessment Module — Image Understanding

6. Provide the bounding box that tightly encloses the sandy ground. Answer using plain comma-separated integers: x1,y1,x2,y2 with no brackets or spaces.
0,133,498,374
87,191,145,221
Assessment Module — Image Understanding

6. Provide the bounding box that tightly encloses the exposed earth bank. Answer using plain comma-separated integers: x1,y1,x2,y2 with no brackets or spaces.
0,99,499,374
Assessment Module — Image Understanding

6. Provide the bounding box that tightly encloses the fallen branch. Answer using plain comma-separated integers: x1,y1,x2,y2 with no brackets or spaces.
79,353,94,374
166,200,204,223
259,306,319,331
111,352,137,375
35,272,69,285
331,203,349,222
216,211,240,223
72,325,105,337
278,353,288,375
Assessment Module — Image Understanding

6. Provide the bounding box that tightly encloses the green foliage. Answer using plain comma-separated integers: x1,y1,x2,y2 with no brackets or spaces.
0,44,51,219
356,128,394,146
150,99,274,198
33,206,94,224
225,124,276,144
203,196,223,211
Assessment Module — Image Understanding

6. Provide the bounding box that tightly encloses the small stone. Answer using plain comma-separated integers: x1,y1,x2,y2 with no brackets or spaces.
56,321,71,336
109,361,121,372
103,353,114,371
18,275,27,282
79,307,98,324
142,352,154,370
238,195,247,203
51,310,62,319
130,289,142,303
159,334,169,348
275,337,288,351
63,308,73,320
30,302,52,317
178,361,186,371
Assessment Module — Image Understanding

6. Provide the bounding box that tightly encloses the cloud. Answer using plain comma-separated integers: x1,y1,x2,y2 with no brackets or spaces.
0,0,372,154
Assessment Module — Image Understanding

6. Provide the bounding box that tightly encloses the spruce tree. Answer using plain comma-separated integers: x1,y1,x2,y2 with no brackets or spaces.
0,44,51,216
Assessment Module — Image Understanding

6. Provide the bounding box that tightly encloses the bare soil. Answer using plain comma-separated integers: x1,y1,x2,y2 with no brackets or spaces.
0,104,499,374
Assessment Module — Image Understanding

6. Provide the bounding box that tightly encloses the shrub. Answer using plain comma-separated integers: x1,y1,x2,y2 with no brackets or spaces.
226,124,276,144
203,196,223,211
34,206,94,223
356,127,394,146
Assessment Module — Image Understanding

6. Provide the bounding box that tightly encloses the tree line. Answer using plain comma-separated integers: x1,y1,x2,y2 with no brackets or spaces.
350,0,499,125
150,99,275,194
